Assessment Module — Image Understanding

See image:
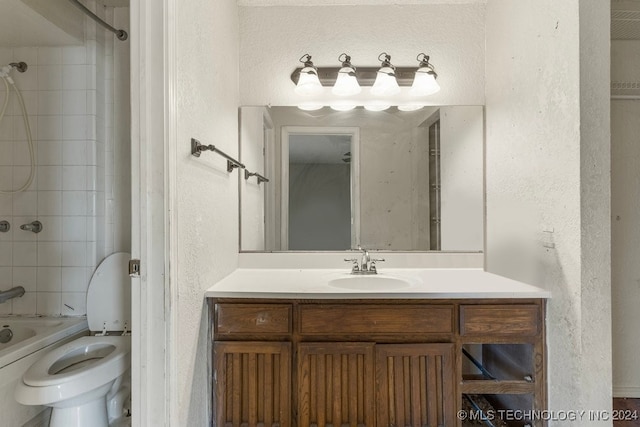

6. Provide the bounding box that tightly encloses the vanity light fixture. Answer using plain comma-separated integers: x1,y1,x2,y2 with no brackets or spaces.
409,53,440,96
294,54,323,96
370,53,401,96
331,53,361,96
290,52,440,111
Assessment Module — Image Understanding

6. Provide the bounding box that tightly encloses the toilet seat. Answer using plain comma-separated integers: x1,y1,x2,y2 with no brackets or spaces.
16,336,130,406
23,336,130,387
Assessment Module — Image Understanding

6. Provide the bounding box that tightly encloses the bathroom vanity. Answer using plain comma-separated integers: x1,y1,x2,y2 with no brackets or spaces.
206,268,550,427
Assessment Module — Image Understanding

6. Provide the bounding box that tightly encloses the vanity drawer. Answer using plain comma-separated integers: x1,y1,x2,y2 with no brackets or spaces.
460,305,540,336
215,303,292,336
298,304,454,335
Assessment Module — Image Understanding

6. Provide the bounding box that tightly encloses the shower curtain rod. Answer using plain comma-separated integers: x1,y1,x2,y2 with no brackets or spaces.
67,0,128,41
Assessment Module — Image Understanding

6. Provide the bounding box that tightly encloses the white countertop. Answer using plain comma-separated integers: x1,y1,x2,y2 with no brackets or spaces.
205,268,551,299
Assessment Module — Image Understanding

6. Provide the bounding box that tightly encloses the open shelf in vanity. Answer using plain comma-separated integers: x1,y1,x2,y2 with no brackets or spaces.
208,297,547,427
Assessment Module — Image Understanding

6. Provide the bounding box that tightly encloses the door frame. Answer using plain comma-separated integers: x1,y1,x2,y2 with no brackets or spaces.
130,0,173,425
280,126,361,250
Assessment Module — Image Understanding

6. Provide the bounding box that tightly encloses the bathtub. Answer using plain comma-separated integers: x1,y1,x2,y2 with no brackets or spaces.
0,317,88,427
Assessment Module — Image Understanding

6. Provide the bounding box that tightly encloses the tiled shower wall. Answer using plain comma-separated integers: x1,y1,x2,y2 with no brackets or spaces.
0,3,129,316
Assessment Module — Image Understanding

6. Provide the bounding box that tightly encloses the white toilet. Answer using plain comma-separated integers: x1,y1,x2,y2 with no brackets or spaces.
15,252,132,427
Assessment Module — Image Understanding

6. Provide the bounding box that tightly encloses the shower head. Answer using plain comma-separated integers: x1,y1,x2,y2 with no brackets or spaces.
9,62,27,73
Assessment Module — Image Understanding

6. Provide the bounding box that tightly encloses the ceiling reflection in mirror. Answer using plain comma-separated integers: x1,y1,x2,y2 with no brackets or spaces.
239,106,483,252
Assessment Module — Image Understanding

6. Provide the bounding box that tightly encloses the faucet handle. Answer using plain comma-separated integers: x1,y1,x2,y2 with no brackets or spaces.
369,258,385,273
344,258,360,271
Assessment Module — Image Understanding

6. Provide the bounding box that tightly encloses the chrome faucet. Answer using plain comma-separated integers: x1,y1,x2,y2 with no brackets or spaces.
345,246,385,275
20,220,42,233
0,286,25,304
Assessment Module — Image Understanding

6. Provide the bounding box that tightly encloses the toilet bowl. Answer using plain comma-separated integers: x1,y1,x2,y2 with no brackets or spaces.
15,252,132,427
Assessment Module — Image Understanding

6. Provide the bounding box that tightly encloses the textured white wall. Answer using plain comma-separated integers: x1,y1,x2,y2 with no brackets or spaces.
175,0,239,425
239,3,485,106
486,0,611,423
611,41,640,397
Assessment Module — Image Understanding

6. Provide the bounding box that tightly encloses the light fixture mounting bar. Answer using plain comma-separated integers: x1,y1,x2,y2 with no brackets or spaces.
290,67,419,86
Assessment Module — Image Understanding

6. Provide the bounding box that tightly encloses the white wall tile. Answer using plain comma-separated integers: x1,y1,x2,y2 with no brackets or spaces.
38,47,62,65
37,165,61,190
0,266,11,283
36,292,61,316
13,141,34,165
61,292,86,316
12,292,36,315
12,115,32,140
37,241,61,266
62,166,87,191
62,47,86,65
12,69,37,91
37,266,61,292
13,267,36,292
12,191,37,216
0,194,12,216
13,90,38,116
36,216,62,241
62,141,87,166
38,191,62,216
37,115,62,140
62,90,87,115
0,48,12,65
0,300,12,315
37,91,62,115
13,47,38,66
37,141,62,165
13,166,36,191
13,241,37,266
37,65,62,91
0,116,13,141
62,216,86,241
62,267,88,292
0,143,13,166
0,167,12,191
62,115,87,140
62,65,87,90
62,241,87,267
62,191,87,216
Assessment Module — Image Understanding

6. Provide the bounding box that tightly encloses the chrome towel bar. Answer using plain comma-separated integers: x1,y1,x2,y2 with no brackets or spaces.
191,138,245,172
244,170,269,184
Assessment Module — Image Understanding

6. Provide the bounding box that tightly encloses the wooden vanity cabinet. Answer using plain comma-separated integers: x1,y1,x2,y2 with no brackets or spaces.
210,299,546,427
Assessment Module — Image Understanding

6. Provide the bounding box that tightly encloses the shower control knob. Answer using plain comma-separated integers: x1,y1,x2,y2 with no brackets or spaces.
20,220,42,233
0,221,9,232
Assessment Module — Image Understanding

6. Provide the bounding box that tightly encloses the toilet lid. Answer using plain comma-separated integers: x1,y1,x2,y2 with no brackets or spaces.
87,252,132,333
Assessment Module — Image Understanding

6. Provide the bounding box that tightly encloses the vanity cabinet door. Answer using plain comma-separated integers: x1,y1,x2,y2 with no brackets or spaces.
376,344,455,427
214,341,291,427
297,342,375,427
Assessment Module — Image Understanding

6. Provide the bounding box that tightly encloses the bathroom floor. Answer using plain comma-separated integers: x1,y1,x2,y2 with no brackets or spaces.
613,398,640,426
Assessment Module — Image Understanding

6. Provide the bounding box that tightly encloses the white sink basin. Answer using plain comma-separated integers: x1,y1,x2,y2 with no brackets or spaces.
328,275,412,290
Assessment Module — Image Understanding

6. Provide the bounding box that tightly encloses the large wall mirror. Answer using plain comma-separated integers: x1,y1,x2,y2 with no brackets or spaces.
239,106,484,252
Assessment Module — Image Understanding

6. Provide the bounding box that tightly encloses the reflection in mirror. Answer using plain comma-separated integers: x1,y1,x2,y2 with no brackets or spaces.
239,106,483,252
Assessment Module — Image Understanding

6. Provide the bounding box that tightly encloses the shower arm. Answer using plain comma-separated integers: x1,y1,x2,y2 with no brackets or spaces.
66,0,128,41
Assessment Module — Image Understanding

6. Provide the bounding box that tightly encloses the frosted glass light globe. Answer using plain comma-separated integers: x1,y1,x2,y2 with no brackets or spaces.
371,67,400,96
332,67,361,96
409,69,440,96
295,66,323,96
